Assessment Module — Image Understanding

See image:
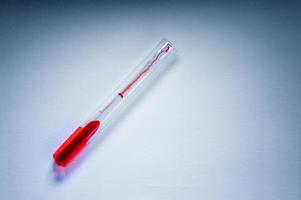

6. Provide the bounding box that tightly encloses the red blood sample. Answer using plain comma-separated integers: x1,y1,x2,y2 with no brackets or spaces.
53,120,100,167
118,44,171,98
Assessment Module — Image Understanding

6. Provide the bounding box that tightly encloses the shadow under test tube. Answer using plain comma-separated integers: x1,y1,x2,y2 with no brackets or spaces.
53,39,176,167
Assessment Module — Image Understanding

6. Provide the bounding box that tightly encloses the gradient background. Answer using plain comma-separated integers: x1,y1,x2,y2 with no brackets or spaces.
0,0,300,199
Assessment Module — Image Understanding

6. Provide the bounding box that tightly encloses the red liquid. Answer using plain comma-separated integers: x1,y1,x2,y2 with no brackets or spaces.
119,44,171,98
53,120,101,167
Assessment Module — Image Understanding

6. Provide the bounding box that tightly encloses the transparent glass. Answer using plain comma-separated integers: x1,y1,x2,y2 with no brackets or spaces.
53,38,176,167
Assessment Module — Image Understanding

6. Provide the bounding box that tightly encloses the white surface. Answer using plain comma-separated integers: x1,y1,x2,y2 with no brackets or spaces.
0,2,300,200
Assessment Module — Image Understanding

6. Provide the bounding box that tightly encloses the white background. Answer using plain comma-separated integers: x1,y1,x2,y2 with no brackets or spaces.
0,1,300,199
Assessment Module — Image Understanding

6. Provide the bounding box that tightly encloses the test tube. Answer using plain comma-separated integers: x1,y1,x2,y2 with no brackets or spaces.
53,38,176,167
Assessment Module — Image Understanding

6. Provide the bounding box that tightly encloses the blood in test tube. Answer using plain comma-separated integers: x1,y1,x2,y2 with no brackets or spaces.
53,120,100,167
52,39,175,168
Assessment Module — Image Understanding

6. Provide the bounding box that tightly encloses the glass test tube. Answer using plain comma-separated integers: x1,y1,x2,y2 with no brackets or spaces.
53,38,176,167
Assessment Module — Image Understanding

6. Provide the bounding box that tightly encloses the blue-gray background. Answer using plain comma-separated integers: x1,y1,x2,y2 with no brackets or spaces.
0,0,300,199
